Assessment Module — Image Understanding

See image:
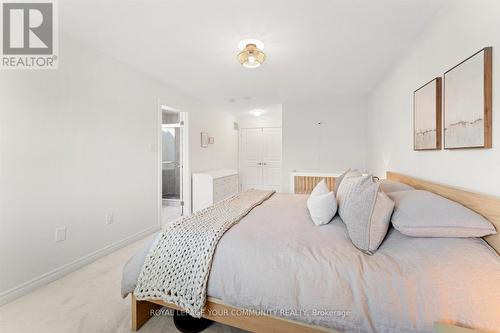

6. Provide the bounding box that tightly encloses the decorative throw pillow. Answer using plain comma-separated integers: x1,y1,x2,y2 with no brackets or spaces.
388,190,497,238
307,179,336,226
334,169,361,195
338,175,395,254
335,169,362,210
333,169,348,195
309,179,329,198
307,191,337,226
307,179,328,208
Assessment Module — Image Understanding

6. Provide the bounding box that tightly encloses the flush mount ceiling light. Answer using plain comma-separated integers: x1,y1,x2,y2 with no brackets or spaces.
237,39,266,68
249,109,266,116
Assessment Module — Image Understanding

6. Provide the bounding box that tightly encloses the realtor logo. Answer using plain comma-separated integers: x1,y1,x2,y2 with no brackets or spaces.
1,0,58,69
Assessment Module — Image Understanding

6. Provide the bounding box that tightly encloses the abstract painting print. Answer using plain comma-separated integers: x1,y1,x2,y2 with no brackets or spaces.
414,78,442,150
444,47,492,149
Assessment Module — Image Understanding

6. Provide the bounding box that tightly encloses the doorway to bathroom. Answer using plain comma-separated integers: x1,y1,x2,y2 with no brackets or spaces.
160,106,186,224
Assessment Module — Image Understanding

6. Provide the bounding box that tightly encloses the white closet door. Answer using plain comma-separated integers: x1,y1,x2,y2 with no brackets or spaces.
240,128,263,191
240,128,282,192
262,128,282,191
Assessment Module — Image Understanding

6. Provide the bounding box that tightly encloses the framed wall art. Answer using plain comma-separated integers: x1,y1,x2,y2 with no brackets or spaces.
443,47,492,149
414,77,442,150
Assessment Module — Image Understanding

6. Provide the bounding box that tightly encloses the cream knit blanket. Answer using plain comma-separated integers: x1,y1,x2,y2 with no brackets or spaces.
133,189,275,317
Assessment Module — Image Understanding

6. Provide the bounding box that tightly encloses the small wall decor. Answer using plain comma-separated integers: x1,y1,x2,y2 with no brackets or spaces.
201,132,208,148
444,47,492,149
208,137,215,144
413,77,442,150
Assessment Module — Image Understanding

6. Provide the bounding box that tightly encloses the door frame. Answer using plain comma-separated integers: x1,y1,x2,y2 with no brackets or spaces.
157,103,190,227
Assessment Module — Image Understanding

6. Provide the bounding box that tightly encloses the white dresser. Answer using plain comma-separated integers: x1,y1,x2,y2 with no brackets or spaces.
192,169,239,212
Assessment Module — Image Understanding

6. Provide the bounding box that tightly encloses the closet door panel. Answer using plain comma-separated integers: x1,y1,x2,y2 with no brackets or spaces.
262,128,282,163
262,128,282,191
240,128,263,190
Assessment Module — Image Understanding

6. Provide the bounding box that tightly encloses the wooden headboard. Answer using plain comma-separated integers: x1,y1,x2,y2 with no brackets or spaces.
387,172,500,254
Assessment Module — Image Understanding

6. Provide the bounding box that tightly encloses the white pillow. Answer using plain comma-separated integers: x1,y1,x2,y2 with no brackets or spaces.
307,180,337,226
307,179,329,206
307,192,337,226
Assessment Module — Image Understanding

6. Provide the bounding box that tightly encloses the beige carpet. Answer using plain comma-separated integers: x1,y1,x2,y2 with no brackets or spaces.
0,234,245,333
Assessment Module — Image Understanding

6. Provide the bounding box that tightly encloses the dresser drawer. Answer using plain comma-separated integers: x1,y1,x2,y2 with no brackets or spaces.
213,179,238,203
226,174,239,184
214,174,238,187
213,189,234,203
192,170,239,212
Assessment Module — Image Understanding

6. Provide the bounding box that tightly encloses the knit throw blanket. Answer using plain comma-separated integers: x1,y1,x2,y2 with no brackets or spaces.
133,189,275,317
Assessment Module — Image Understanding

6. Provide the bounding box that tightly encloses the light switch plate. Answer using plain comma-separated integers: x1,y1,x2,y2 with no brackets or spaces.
55,227,66,243
105,213,114,225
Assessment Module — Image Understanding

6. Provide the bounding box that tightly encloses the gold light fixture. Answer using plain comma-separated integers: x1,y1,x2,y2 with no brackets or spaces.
237,39,266,68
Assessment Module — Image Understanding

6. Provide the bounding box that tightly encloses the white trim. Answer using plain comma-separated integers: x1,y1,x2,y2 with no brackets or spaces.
182,112,190,214
161,105,182,113
0,225,159,306
157,99,163,227
158,102,190,224
290,171,342,177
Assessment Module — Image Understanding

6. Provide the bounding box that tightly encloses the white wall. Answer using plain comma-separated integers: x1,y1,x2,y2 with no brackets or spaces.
282,98,368,192
366,0,500,196
190,110,238,173
237,114,282,129
0,34,237,302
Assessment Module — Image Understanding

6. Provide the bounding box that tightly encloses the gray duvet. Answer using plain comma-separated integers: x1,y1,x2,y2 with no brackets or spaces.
122,194,500,333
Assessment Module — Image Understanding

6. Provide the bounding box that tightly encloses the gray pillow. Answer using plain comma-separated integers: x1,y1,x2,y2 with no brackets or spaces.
388,190,497,238
334,169,362,198
338,175,395,254
379,180,415,193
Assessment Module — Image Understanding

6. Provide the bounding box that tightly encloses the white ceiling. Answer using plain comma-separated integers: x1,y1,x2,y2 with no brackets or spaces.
60,0,449,115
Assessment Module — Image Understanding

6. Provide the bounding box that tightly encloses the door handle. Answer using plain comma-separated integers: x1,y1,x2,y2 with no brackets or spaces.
257,162,262,165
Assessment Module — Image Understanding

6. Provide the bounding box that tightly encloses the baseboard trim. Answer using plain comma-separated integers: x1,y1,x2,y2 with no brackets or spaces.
0,225,159,306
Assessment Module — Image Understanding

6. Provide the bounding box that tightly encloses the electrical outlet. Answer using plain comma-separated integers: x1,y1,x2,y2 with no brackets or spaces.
55,227,66,243
105,213,114,225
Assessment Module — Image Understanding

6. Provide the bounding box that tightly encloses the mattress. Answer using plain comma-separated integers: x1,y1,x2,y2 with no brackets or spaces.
122,193,500,333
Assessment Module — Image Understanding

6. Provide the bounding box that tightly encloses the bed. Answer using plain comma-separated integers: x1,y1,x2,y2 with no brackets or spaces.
121,172,500,333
